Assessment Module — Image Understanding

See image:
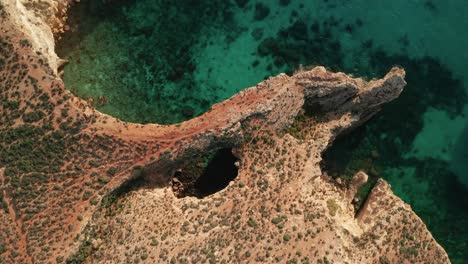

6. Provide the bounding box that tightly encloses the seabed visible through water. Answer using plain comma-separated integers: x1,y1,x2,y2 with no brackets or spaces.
57,0,468,262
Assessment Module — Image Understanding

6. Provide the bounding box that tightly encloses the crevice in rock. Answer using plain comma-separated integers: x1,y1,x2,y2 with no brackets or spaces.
352,178,378,217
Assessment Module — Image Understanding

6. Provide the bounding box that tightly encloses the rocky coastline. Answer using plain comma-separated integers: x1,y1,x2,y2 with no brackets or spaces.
0,1,451,263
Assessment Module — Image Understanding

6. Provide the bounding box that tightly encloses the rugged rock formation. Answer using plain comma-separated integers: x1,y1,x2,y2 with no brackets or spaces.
0,1,450,263
1,0,73,72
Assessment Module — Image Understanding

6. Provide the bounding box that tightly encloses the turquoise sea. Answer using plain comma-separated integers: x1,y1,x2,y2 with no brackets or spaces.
57,0,468,262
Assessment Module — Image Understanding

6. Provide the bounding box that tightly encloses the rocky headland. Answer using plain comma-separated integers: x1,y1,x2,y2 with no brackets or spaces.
0,1,450,263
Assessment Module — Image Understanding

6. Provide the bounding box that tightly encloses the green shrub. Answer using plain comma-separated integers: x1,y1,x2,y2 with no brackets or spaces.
247,218,258,228
82,190,93,201
22,110,45,123
326,199,340,216
106,167,116,176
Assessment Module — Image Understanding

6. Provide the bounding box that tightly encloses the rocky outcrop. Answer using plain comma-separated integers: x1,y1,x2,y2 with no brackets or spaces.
1,0,73,73
0,1,450,263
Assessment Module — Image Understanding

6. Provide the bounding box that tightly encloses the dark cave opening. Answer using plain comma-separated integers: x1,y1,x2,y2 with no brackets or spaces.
195,148,239,196
173,148,239,198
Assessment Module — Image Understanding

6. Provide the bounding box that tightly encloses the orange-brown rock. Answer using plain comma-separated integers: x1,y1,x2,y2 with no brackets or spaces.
0,1,450,263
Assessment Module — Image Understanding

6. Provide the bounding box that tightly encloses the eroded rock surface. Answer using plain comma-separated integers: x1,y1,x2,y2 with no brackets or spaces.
0,1,450,263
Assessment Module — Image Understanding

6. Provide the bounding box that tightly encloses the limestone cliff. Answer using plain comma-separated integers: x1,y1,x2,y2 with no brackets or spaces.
0,1,450,263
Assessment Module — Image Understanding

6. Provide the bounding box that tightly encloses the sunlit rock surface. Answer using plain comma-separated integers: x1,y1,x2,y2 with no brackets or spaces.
0,1,452,263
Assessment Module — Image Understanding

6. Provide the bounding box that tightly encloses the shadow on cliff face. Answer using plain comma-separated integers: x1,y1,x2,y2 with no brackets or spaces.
258,13,468,262
320,52,468,262
57,1,468,259
322,53,466,172
254,12,468,261
100,147,239,211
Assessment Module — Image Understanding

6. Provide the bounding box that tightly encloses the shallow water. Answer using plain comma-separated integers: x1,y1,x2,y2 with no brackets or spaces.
57,0,468,262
